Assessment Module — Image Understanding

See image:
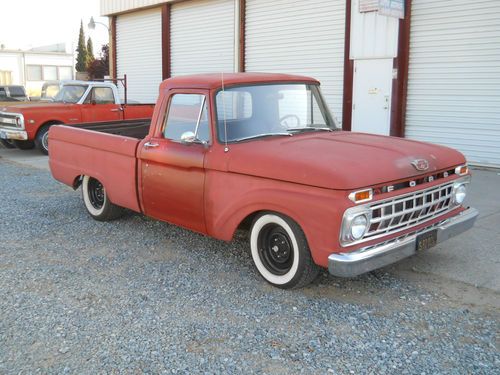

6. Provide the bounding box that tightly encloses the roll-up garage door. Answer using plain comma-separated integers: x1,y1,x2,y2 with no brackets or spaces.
116,8,162,103
170,0,235,76
245,0,346,122
406,0,500,167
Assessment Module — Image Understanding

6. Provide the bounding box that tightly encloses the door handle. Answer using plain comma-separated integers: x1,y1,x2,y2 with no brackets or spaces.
144,142,159,149
110,107,124,112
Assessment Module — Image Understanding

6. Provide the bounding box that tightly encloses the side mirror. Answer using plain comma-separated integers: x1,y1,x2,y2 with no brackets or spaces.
180,131,196,144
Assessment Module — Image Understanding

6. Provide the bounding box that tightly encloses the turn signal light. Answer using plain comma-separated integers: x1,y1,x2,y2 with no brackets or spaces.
455,165,468,176
348,189,373,204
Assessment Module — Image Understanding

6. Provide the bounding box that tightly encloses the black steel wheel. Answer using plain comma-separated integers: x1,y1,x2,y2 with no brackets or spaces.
82,176,124,221
250,212,320,289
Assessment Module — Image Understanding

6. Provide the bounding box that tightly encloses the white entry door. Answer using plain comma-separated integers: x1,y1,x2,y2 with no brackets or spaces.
352,58,393,135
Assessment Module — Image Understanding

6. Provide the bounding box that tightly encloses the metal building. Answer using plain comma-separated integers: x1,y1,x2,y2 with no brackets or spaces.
101,0,500,167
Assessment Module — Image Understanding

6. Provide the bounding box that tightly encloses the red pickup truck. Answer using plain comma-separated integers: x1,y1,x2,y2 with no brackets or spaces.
48,73,478,289
0,81,154,154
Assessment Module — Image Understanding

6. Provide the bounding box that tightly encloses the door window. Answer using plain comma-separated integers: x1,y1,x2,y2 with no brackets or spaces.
85,87,115,104
163,94,209,143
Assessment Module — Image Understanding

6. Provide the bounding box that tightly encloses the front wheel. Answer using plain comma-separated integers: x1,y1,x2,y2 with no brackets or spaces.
82,176,124,221
250,213,320,289
34,124,53,155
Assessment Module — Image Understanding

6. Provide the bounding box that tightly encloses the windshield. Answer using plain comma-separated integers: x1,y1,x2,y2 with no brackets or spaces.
215,83,336,143
53,85,88,103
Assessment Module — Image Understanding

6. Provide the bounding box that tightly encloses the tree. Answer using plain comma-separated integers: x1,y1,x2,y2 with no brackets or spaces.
86,44,110,80
86,37,95,68
75,21,88,72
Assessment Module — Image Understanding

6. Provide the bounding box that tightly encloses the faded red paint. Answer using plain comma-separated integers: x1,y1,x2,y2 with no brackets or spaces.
49,73,468,269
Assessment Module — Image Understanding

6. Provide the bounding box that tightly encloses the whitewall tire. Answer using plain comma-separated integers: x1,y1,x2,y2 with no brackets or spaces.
82,176,123,221
250,213,320,289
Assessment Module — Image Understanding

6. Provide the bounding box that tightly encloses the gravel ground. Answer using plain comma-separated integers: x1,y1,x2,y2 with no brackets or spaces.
0,160,499,374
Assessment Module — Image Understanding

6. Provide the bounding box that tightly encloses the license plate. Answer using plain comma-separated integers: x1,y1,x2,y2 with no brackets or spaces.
416,230,437,252
0,130,6,139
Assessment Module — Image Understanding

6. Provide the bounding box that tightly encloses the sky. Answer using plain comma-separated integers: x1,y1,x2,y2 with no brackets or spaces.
0,0,109,57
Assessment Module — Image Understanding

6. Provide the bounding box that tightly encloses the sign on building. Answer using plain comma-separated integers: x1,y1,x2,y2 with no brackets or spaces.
359,0,405,19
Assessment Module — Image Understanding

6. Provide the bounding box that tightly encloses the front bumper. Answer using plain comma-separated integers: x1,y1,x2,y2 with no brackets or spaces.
0,126,28,140
328,207,478,277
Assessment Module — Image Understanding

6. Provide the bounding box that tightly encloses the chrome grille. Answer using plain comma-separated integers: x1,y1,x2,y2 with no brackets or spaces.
365,182,455,240
0,112,21,128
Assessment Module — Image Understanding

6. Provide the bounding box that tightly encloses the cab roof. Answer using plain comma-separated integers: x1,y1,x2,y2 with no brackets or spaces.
159,72,320,91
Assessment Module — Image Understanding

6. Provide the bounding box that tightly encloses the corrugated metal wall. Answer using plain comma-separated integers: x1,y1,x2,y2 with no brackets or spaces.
101,0,168,16
116,7,162,103
170,0,235,76
406,0,500,167
245,0,346,123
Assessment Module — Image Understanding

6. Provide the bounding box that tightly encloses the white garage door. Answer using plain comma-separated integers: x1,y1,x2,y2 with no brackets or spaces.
406,0,500,167
116,8,162,103
170,0,235,76
245,0,346,122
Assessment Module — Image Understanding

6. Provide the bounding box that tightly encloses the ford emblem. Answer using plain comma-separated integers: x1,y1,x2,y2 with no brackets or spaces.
411,159,429,171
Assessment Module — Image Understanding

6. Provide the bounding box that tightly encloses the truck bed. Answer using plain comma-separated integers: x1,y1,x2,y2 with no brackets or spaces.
69,118,151,139
48,119,150,214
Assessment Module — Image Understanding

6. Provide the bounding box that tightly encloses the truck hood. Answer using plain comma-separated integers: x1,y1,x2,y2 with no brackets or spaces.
226,131,466,190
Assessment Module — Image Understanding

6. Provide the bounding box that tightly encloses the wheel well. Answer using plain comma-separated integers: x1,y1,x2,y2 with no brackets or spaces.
72,175,83,190
236,211,263,232
37,120,63,136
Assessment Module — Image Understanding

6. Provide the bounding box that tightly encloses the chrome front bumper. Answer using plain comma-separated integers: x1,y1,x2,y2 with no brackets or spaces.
328,207,479,277
0,126,28,140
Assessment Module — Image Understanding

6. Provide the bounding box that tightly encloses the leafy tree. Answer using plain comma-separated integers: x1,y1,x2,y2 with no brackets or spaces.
86,37,95,67
86,44,110,79
75,21,88,72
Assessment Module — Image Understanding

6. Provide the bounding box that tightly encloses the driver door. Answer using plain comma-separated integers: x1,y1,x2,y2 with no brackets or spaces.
81,87,123,122
138,90,210,233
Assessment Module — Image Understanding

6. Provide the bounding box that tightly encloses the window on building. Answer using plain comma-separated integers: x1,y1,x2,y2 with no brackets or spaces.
42,66,58,81
58,66,72,80
27,65,73,81
0,71,13,85
163,94,209,143
27,65,42,81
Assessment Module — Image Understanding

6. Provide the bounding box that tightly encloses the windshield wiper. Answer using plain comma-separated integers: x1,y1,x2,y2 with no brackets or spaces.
286,127,333,133
233,133,293,142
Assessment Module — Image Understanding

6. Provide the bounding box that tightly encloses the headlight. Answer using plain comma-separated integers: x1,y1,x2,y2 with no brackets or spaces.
453,183,467,205
351,215,368,240
340,208,371,245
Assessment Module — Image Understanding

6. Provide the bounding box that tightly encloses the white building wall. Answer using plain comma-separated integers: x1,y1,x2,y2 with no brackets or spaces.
24,53,74,97
0,52,24,85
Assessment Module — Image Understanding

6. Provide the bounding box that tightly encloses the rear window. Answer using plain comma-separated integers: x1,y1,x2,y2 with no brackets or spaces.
8,86,26,97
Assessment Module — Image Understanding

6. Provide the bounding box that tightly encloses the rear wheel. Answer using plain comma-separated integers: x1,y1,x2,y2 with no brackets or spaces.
250,212,320,289
0,139,16,149
13,140,35,150
82,176,124,221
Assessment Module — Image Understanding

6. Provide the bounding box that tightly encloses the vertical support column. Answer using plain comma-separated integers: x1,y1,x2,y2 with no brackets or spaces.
390,0,412,137
111,16,117,79
161,3,171,80
237,0,246,72
341,0,353,131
